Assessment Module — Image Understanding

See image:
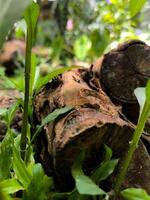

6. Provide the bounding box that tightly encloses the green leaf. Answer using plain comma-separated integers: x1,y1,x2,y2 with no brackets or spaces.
41,106,73,127
30,106,73,143
24,2,40,41
7,100,21,126
0,136,12,180
72,152,106,196
130,0,146,17
91,159,118,184
104,145,112,161
121,188,150,200
146,80,150,104
23,163,53,200
0,0,32,47
0,185,12,200
0,179,24,194
35,66,77,92
73,35,91,60
0,109,7,116
134,87,145,116
12,147,31,188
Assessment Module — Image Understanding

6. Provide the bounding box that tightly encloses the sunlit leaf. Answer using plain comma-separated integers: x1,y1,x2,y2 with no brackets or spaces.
121,188,150,200
0,185,12,200
72,152,106,196
0,0,32,47
24,2,40,41
0,179,24,194
130,0,146,17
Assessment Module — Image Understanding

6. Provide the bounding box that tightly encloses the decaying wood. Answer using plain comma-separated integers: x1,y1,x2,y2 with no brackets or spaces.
0,40,50,75
92,40,150,123
34,67,150,192
1,40,150,194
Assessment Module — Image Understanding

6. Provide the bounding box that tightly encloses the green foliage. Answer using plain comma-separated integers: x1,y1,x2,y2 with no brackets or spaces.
72,152,106,196
91,145,118,184
0,136,12,180
0,0,32,47
91,160,118,184
23,163,53,200
12,146,31,188
0,179,24,194
0,186,12,200
24,2,40,42
130,0,147,17
73,35,91,61
20,2,40,158
121,188,150,200
115,79,150,194
31,106,73,143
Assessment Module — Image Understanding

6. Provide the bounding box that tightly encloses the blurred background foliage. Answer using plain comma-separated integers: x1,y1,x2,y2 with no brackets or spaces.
4,0,150,70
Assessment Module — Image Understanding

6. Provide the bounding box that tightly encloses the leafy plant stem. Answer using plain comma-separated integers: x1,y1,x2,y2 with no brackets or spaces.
20,14,32,160
114,101,150,195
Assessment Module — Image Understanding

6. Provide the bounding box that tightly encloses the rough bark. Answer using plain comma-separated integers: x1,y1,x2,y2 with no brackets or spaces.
92,40,149,123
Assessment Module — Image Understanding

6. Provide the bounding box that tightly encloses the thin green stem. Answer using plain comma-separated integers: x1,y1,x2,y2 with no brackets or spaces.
20,15,32,160
114,102,150,195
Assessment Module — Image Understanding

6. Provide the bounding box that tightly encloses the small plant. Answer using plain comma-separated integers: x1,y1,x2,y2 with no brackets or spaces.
114,81,150,198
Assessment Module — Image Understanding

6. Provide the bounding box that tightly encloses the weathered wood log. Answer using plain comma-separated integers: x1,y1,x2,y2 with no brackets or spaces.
91,40,149,123
34,67,150,192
